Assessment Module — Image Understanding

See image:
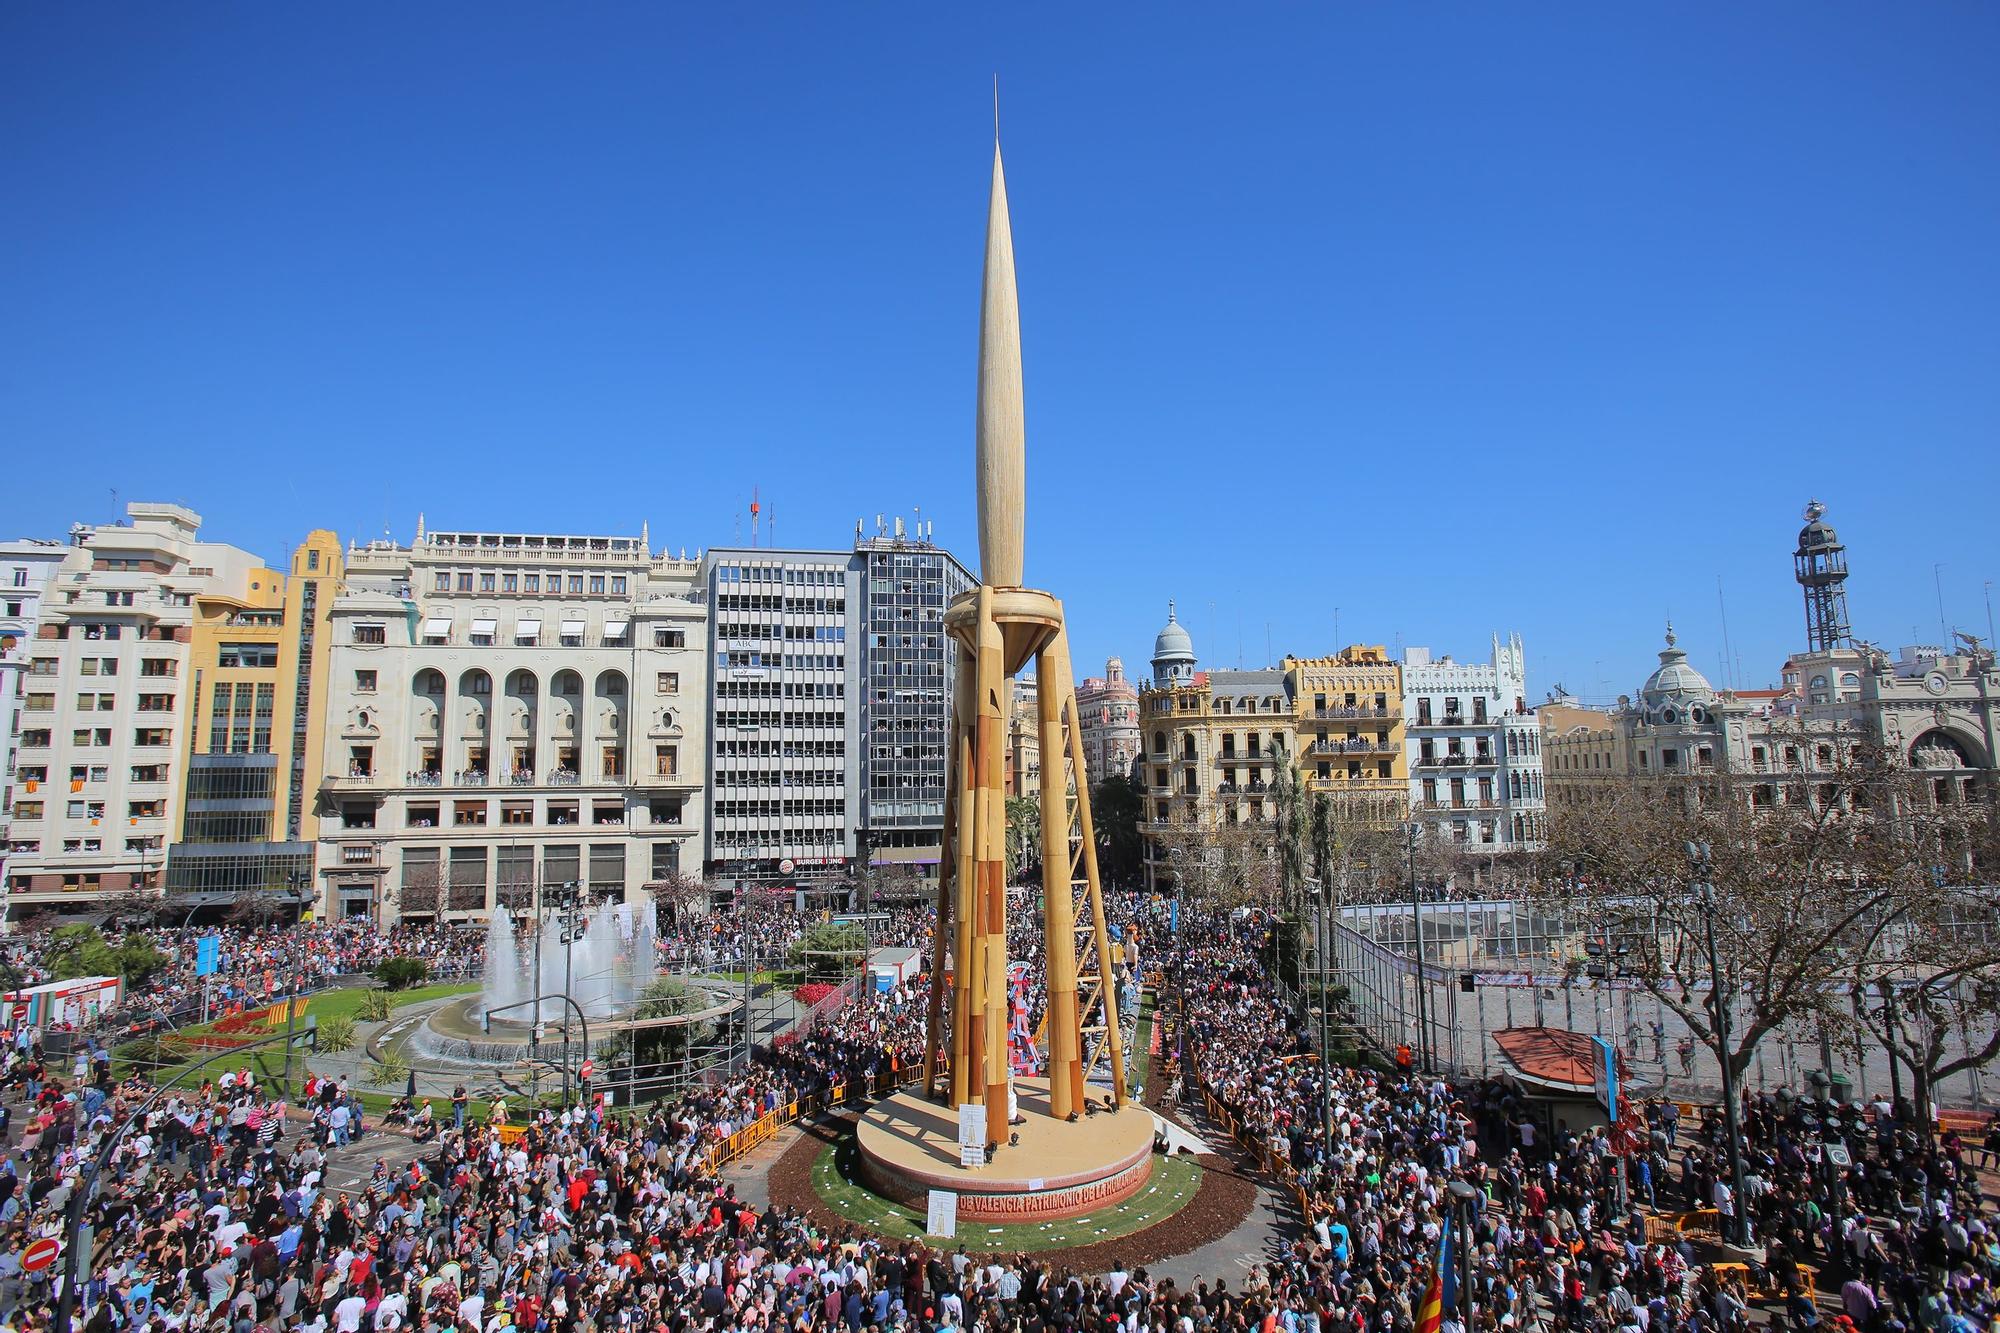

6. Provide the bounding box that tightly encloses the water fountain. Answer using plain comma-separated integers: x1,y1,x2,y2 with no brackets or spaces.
404,900,691,1068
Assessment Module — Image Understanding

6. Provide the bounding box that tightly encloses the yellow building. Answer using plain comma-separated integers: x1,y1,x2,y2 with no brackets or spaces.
1283,647,1407,828
1136,665,1295,890
167,531,342,911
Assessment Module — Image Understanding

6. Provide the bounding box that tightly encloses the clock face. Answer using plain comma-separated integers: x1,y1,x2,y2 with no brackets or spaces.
1925,671,1949,696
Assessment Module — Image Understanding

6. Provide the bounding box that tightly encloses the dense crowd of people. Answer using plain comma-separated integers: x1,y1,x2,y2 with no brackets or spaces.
1,898,1995,1333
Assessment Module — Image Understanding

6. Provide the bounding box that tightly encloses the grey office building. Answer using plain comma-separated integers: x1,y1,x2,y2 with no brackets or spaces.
697,527,972,896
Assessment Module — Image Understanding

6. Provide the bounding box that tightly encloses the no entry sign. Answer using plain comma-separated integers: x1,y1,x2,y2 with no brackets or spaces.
21,1237,60,1272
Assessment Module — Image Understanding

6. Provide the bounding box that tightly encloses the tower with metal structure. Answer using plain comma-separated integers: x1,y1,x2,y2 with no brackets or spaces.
1794,499,1853,653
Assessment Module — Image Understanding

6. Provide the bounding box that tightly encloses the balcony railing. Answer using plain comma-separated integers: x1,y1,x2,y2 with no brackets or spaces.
1414,799,1504,814
1412,753,1496,768
1314,706,1392,719
1310,739,1393,756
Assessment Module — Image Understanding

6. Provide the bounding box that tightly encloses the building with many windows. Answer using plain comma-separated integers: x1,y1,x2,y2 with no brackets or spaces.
697,527,973,897
1075,657,1141,784
1401,634,1545,851
5,504,266,909
1005,675,1040,797
313,524,707,922
2,539,69,918
1283,647,1407,828
165,532,341,909
855,532,974,892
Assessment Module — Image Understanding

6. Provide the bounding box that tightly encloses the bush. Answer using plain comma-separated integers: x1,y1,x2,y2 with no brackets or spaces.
358,991,394,1022
373,957,430,991
794,982,840,1008
314,1014,356,1054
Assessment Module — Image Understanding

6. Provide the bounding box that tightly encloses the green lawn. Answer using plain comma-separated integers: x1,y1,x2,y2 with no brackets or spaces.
114,982,479,1091
809,1138,1200,1250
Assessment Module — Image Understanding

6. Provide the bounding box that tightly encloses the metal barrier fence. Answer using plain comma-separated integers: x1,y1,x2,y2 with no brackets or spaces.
1328,897,1995,1110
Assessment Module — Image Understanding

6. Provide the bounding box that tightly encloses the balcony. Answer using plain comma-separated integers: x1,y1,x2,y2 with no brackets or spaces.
325,770,382,787
1314,705,1392,719
1414,799,1503,814
1411,713,1488,728
1412,752,1496,769
1309,739,1393,756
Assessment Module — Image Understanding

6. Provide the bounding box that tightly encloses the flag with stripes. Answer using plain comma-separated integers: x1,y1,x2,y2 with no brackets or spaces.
1417,1221,1454,1333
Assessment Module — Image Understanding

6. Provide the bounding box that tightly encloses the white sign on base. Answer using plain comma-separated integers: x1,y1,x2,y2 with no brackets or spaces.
956,1103,987,1168
926,1190,958,1238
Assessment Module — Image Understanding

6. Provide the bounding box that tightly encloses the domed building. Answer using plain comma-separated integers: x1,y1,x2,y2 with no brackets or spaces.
1619,625,1729,776
1075,656,1142,783
1150,602,1196,688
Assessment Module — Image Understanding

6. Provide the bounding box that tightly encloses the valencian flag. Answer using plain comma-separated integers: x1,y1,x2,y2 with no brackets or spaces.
1416,1222,1456,1333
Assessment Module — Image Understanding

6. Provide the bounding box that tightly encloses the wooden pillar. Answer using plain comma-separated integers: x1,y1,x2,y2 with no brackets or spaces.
1063,651,1129,1108
948,641,978,1109
1037,622,1084,1119
975,589,1010,1144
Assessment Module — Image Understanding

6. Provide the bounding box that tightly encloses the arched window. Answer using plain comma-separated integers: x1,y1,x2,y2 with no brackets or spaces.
1153,731,1167,755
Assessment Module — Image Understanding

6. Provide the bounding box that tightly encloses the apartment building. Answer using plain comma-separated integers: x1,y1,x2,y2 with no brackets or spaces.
1283,647,1408,829
1075,656,1142,785
1004,675,1040,797
314,525,707,923
2,540,69,916
5,505,266,909
698,526,973,895
165,531,341,908
1402,635,1546,851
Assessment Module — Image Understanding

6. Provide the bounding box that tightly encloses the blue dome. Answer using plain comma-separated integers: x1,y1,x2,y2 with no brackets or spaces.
1152,601,1194,665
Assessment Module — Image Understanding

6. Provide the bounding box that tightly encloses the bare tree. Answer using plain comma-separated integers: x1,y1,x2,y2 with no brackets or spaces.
396,860,446,921
1544,723,1962,1087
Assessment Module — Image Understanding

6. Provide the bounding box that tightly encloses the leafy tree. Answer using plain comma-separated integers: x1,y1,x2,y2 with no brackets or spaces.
47,924,166,985
1309,792,1335,892
626,976,709,1077
1270,737,1308,916
374,956,430,990
790,921,866,983
1004,795,1042,884
1090,773,1147,888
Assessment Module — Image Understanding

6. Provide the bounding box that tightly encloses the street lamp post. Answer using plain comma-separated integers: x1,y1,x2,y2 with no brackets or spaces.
280,870,313,1098
1687,840,1753,1248
1407,822,1430,1074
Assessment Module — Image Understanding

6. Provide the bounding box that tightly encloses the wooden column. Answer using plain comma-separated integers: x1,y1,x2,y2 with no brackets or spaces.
947,641,978,1109
975,589,1010,1144
1037,621,1085,1119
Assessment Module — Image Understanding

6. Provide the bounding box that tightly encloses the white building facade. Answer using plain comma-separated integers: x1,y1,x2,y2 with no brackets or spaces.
4,506,266,909
314,525,707,923
1402,633,1546,851
2,539,72,921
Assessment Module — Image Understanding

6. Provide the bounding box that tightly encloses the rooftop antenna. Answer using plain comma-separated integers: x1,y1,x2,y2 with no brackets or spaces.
1935,563,1949,643
767,500,774,551
109,487,119,522
1716,575,1737,690
751,487,761,549
1333,607,1340,652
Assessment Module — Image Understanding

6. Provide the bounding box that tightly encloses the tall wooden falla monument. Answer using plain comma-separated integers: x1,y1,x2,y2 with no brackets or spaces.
919,135,1129,1143
857,134,1147,1223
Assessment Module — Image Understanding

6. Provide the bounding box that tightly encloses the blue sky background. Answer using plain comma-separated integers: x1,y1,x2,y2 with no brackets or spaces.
4,5,1996,703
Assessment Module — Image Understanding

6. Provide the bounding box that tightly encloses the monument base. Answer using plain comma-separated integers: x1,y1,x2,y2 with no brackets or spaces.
855,1077,1154,1222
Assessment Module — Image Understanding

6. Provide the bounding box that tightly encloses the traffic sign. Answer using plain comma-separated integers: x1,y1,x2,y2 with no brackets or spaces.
21,1237,60,1272
579,1060,595,1081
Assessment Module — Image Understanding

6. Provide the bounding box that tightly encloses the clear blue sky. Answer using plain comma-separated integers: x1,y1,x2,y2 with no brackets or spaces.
4,5,1996,702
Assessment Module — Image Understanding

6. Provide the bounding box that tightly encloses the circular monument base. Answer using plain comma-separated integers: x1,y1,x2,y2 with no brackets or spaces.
855,1077,1154,1222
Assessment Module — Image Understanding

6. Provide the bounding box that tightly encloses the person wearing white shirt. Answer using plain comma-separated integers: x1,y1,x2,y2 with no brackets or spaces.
334,1292,369,1333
